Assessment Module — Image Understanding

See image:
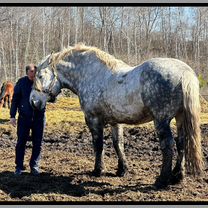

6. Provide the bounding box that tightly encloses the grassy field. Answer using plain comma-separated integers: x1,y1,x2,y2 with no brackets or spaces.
0,96,207,147
1,96,208,131
0,97,84,135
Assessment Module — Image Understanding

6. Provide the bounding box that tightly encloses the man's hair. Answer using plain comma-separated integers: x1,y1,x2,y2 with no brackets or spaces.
26,64,37,74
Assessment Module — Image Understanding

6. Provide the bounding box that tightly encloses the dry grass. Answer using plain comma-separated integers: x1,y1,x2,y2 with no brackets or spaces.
1,96,208,133
0,97,85,135
46,97,81,111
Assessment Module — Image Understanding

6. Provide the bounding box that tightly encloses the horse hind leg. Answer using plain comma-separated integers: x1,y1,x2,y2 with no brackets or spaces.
154,118,174,189
3,96,7,108
171,113,185,184
8,95,12,109
111,124,128,177
0,98,4,109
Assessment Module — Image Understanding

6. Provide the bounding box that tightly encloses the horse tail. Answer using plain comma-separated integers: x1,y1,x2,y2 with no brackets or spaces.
181,70,204,176
0,82,7,100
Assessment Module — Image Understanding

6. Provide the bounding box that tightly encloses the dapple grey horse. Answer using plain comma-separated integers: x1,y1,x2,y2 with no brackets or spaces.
30,44,204,188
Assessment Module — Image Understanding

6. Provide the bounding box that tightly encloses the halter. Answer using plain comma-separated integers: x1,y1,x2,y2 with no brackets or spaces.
34,60,61,98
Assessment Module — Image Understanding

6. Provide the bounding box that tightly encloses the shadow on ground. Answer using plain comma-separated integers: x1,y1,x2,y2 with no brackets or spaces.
0,118,10,124
0,171,159,199
0,171,86,198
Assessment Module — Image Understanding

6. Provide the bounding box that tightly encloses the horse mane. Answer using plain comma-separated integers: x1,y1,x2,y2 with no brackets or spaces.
51,43,129,71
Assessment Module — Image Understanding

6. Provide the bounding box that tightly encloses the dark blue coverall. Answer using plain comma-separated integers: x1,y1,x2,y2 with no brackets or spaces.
10,76,45,170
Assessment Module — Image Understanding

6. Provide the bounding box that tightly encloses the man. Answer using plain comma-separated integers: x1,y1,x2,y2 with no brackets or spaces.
10,64,45,176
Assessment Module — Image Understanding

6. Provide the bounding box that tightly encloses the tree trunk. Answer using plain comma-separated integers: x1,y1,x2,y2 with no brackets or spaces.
1,40,7,81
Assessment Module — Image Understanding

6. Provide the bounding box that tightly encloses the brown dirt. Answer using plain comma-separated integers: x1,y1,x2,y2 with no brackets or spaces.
0,122,207,202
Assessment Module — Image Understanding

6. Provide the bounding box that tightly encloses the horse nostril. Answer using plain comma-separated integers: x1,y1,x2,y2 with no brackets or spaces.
31,99,41,110
31,100,36,109
35,100,40,106
31,95,36,101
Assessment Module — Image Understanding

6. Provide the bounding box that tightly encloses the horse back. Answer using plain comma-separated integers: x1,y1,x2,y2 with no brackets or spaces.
0,81,14,100
6,81,14,94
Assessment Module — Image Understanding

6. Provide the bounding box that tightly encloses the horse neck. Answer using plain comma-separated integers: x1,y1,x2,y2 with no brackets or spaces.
56,56,113,95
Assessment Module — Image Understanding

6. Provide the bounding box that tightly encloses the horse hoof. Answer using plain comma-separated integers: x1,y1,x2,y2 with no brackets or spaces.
170,172,184,185
154,177,169,189
116,168,128,177
91,169,105,177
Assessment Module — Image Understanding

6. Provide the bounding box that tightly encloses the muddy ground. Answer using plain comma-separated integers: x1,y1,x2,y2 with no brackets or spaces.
0,121,207,202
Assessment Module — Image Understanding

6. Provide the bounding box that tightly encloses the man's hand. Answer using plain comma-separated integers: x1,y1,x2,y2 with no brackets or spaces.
10,118,16,127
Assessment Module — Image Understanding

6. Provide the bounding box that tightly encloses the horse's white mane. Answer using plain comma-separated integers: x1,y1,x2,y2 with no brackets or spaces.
50,43,129,71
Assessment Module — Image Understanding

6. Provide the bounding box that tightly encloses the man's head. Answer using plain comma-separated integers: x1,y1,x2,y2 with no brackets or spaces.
26,64,37,81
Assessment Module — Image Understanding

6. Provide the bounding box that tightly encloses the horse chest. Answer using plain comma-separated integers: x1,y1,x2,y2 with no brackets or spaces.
78,89,103,114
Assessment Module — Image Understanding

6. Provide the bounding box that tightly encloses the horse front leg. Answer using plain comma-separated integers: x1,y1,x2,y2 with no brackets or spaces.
154,119,174,189
85,116,105,177
111,124,128,176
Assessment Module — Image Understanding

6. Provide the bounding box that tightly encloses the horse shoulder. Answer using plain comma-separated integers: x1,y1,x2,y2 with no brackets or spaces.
78,86,105,116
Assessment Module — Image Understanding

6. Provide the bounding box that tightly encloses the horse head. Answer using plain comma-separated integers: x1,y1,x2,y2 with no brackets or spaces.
30,54,62,111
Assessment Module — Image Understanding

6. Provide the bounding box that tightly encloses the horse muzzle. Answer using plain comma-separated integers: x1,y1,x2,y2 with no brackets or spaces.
30,97,42,110
31,100,41,110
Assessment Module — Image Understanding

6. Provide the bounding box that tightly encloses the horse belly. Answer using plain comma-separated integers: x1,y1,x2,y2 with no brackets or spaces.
104,95,153,125
112,106,152,124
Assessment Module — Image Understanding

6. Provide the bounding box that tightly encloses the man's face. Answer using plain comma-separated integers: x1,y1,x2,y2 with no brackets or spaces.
27,67,36,81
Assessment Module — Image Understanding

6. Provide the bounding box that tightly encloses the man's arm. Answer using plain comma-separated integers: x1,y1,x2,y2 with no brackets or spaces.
10,80,21,124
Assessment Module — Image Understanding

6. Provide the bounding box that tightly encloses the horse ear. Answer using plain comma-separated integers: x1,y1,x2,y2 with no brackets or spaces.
48,51,54,64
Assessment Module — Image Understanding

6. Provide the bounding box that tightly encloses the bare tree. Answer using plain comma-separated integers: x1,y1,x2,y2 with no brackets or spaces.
0,6,206,84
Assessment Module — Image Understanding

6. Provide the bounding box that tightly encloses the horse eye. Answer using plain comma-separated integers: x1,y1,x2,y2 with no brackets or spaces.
39,75,43,79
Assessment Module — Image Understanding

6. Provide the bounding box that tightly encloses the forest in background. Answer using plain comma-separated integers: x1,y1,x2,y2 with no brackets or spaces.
0,7,208,88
